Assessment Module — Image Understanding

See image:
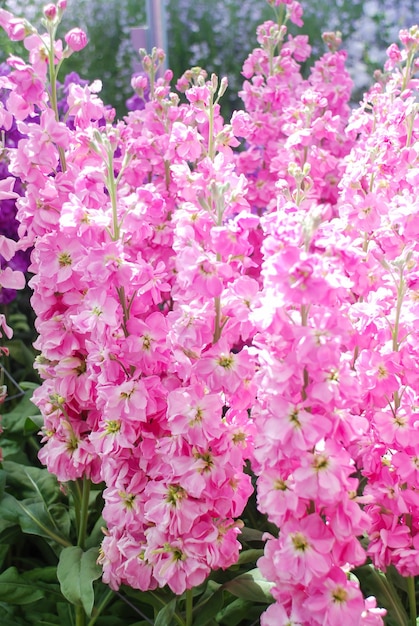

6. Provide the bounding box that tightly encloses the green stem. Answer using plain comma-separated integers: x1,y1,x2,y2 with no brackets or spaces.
213,295,222,343
402,49,414,91
276,3,285,27
406,112,414,148
116,286,130,337
208,93,215,161
47,25,67,172
77,477,91,550
149,64,155,100
300,304,309,326
106,149,119,240
87,589,114,626
393,266,405,352
164,159,171,190
75,604,86,626
48,27,59,121
185,589,193,626
69,481,82,536
407,576,417,626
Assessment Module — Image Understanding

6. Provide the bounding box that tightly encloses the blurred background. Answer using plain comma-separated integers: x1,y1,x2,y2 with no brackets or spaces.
1,0,419,118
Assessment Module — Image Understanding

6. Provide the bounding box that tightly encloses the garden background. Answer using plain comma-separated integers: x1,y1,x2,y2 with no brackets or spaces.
1,0,419,117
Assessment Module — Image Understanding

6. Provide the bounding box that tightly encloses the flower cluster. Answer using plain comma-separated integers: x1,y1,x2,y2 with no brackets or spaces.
2,0,419,623
0,8,255,595
248,11,419,626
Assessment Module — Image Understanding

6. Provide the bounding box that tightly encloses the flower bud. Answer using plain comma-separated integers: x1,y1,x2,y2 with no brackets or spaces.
43,3,57,20
64,27,88,52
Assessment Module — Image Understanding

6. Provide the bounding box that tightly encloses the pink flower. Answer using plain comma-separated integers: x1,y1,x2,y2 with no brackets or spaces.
305,567,365,626
0,177,18,200
0,266,25,290
0,314,13,340
43,4,57,20
259,515,334,586
0,9,27,40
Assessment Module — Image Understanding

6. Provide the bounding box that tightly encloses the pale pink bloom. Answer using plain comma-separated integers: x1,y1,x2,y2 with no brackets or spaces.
256,470,305,526
361,596,386,625
144,481,207,534
102,474,147,532
0,314,13,339
259,515,334,586
0,177,18,201
166,385,224,445
0,266,25,290
89,417,140,456
193,341,255,395
260,602,304,626
367,519,411,570
145,527,212,594
70,289,120,335
97,378,148,423
293,441,354,505
169,121,203,161
100,529,157,592
0,9,27,40
305,567,365,626
0,235,18,262
0,100,13,130
267,398,324,450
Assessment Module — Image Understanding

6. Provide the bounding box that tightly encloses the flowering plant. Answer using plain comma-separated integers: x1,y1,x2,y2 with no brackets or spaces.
1,1,419,625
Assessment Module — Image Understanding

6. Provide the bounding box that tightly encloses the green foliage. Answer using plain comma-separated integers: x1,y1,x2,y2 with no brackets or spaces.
221,568,274,604
0,567,45,604
354,564,410,626
57,547,102,616
0,364,273,624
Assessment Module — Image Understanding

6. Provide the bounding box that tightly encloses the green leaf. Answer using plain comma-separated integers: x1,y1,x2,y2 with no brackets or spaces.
236,549,264,565
3,461,62,506
5,340,35,367
218,598,252,625
354,564,409,626
0,470,6,497
0,611,28,626
24,415,43,435
0,493,70,548
49,503,71,540
0,544,9,568
239,526,264,542
57,601,75,626
154,598,177,626
23,566,58,584
193,589,224,626
0,567,44,605
218,598,265,626
122,585,174,610
386,564,408,593
1,383,39,438
85,513,106,550
57,546,102,617
222,568,274,604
